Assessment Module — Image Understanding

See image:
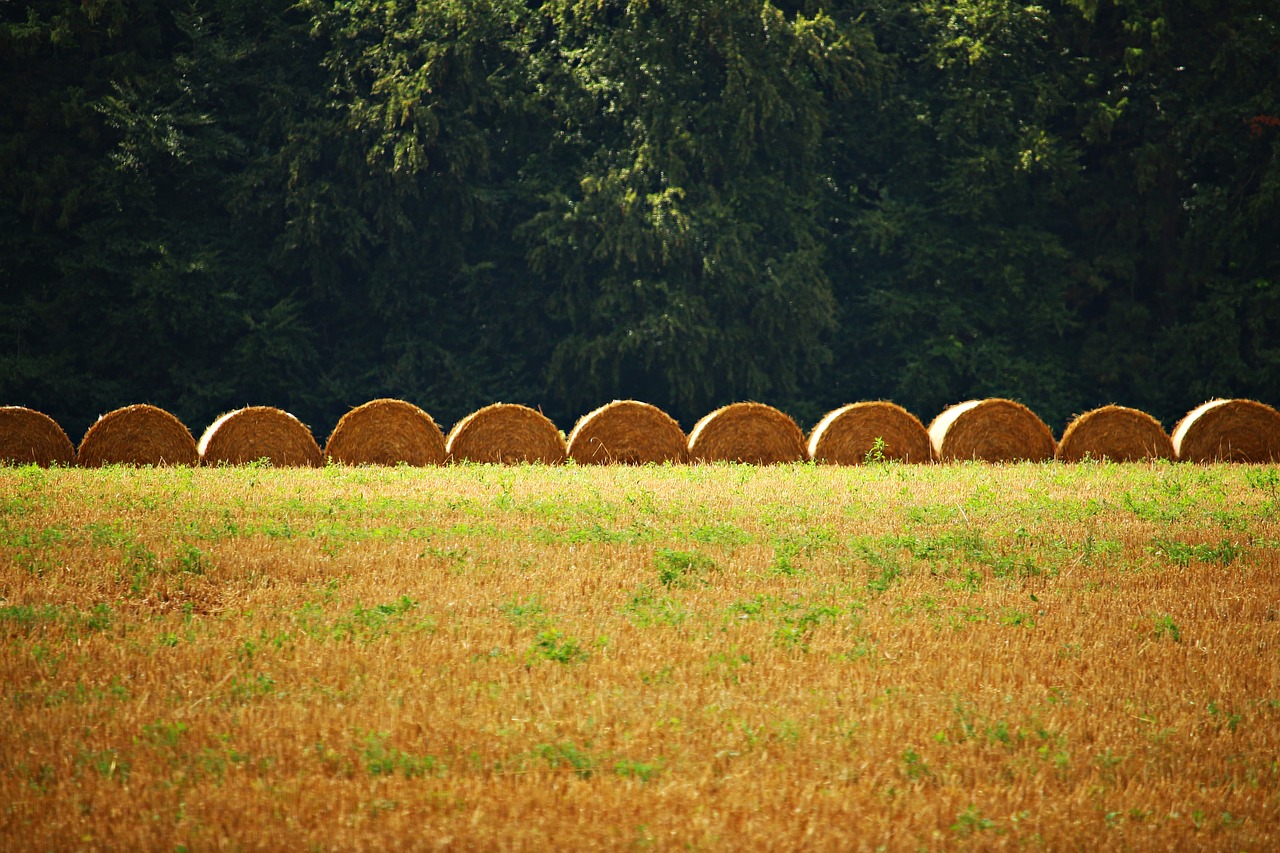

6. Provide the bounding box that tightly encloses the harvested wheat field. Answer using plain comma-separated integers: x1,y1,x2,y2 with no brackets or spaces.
447,403,566,464
76,404,199,467
688,402,808,464
1172,399,1280,463
324,399,446,466
1056,405,1174,463
567,400,687,464
0,407,75,467
198,406,322,467
809,401,933,465
1,462,1279,850
929,399,1056,463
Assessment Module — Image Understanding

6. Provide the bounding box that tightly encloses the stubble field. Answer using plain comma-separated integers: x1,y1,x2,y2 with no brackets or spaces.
2,461,1279,850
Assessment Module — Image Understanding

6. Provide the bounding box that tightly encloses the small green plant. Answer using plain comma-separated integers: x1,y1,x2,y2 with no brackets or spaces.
687,523,752,547
951,805,998,837
534,742,595,778
230,672,277,702
866,561,901,595
529,630,589,665
901,747,931,781
858,541,903,594
500,596,547,629
1000,608,1036,629
331,596,424,643
614,758,662,781
1095,748,1127,782
775,604,841,651
141,719,188,750
361,732,444,779
1152,613,1182,642
123,542,160,595
655,549,717,588
1206,701,1243,733
77,748,130,781
173,543,211,575
864,436,888,465
766,528,834,577
1244,466,1279,497
1148,537,1241,567
623,586,688,627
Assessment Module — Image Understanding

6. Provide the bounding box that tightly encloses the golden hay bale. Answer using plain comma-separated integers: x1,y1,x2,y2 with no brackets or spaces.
446,403,566,464
566,400,688,465
76,404,199,467
928,398,1056,463
0,406,75,467
1056,405,1173,463
324,398,445,466
688,402,808,464
198,406,322,467
808,401,933,465
1171,399,1280,463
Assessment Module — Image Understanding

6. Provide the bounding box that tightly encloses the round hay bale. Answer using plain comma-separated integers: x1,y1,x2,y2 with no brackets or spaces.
1056,405,1173,463
928,398,1056,463
566,400,688,465
446,403,566,464
324,398,445,466
77,404,199,467
198,406,322,467
0,407,75,467
1171,398,1280,463
688,402,807,464
808,401,933,464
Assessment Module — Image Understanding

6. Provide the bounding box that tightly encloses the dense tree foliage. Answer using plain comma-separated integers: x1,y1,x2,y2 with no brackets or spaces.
3,0,1277,440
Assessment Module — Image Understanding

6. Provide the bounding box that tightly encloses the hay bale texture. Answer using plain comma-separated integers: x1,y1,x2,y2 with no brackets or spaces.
324,398,445,466
198,406,322,467
929,398,1056,463
1056,405,1173,463
77,404,199,467
0,407,75,467
567,400,688,465
688,402,807,464
808,401,933,464
1171,399,1280,463
446,403,566,464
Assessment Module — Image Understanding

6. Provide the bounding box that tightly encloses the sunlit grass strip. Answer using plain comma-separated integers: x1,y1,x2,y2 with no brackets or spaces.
1,463,1278,850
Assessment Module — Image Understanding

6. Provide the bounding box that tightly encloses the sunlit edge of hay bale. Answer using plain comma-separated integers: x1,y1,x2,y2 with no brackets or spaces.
199,406,322,467
446,403,566,465
77,404,199,467
928,398,1056,463
1056,404,1173,463
0,406,76,467
688,401,808,464
1171,398,1280,463
808,401,933,464
324,398,445,466
566,400,688,465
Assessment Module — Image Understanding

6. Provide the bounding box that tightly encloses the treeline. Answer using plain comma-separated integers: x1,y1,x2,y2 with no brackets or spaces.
3,0,1278,442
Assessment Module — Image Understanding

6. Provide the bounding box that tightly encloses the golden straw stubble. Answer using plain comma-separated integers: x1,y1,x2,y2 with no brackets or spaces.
1172,398,1280,463
198,406,322,467
929,398,1056,463
808,401,933,464
0,406,76,467
1056,405,1172,463
77,404,199,467
446,403,566,464
688,402,807,464
324,399,445,466
567,400,688,465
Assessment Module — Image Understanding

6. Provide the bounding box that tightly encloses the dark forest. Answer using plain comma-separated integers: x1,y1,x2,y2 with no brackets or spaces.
4,0,1278,440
